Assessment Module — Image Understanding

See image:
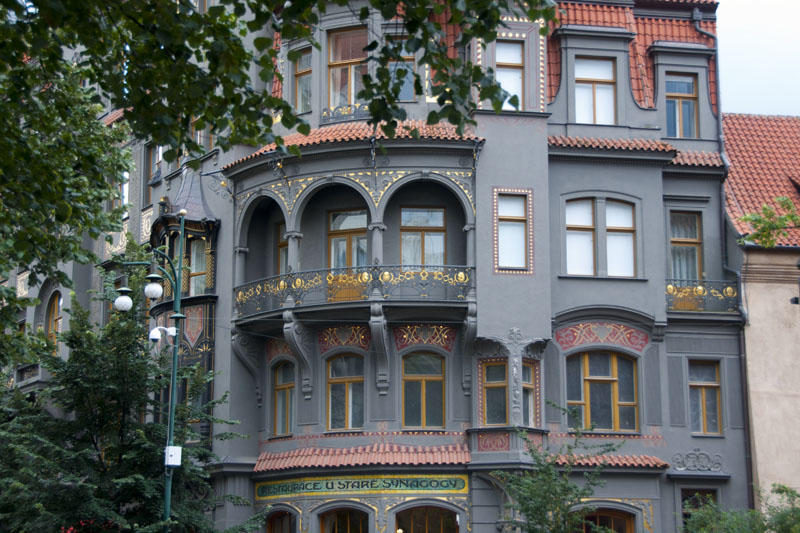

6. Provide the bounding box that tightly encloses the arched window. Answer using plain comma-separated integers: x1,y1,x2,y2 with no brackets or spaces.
402,353,444,428
396,506,458,533
567,352,637,432
267,510,296,533
580,509,634,532
320,508,368,533
45,291,62,346
274,362,295,436
328,355,364,430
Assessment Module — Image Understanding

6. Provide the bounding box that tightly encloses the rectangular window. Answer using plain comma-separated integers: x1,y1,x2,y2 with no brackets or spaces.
328,28,368,108
670,212,702,280
328,355,364,430
575,58,615,125
112,171,130,219
605,200,635,277
401,207,445,267
567,352,638,432
144,143,162,205
483,362,508,425
388,38,415,102
689,361,721,435
496,41,524,110
566,199,595,275
497,194,528,269
191,118,213,153
666,74,697,138
295,48,312,113
274,362,295,436
566,198,635,277
188,238,206,296
522,362,537,427
402,353,445,428
682,489,717,528
277,223,288,275
328,210,368,268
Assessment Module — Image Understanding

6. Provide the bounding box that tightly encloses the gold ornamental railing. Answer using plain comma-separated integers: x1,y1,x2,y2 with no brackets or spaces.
665,279,740,313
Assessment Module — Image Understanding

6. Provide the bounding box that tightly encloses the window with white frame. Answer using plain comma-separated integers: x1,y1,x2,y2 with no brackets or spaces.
565,198,636,277
497,194,528,270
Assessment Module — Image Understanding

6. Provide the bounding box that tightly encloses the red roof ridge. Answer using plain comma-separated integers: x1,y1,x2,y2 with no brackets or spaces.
548,135,675,152
556,453,669,469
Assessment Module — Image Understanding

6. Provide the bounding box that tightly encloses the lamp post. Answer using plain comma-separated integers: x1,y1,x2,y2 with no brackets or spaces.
114,209,187,532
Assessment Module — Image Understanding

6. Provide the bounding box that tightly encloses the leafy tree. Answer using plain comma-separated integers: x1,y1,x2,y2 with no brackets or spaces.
493,410,622,533
738,196,800,248
0,241,267,532
682,484,800,533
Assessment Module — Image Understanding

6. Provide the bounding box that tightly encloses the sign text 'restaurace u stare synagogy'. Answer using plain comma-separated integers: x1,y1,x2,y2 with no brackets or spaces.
255,475,469,500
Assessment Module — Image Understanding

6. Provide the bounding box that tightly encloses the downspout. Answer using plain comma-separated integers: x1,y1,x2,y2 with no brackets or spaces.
693,7,755,509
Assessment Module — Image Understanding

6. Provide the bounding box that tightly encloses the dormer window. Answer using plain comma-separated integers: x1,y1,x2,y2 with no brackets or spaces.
575,58,615,125
666,74,697,138
328,28,368,108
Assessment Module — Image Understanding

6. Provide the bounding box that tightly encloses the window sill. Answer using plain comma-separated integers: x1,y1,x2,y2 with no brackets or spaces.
569,430,642,437
401,427,447,432
691,433,724,438
558,275,648,281
323,429,364,436
268,434,293,441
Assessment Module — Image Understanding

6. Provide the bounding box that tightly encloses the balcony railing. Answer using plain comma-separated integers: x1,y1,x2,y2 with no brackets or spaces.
665,279,740,313
234,265,474,318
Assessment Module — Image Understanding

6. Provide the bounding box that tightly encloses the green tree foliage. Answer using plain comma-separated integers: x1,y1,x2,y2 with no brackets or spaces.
494,413,622,533
0,241,267,532
683,484,800,533
739,197,800,248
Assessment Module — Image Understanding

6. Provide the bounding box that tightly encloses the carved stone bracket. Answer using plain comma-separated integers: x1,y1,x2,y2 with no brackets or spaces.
283,311,314,399
461,303,477,395
369,303,391,395
231,330,263,408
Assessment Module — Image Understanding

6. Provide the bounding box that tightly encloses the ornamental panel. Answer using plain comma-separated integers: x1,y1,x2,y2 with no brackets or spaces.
393,325,457,352
554,322,649,353
318,325,371,354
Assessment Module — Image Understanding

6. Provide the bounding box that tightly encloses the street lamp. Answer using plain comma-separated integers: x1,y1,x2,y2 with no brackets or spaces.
114,209,187,532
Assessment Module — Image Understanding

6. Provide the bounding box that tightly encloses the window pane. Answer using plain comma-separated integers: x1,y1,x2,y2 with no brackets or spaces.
330,65,349,108
486,364,505,382
667,75,694,94
297,50,312,71
353,63,368,103
498,195,525,217
589,382,613,429
424,233,445,265
617,357,635,402
523,388,533,426
352,235,368,266
496,42,522,64
425,381,444,426
606,201,633,228
402,208,444,227
297,74,312,114
190,275,205,297
350,381,364,428
671,213,699,239
277,363,294,385
689,362,717,383
567,231,594,275
405,354,442,375
331,210,367,230
389,61,414,101
667,99,678,137
330,383,346,429
671,246,698,280
618,405,636,431
330,237,348,268
682,99,696,137
566,357,582,401
575,83,594,123
497,67,522,110
276,389,287,433
331,356,363,377
522,365,532,383
486,387,507,424
279,247,288,275
498,221,526,268
705,389,719,433
595,84,615,124
401,232,422,265
566,199,593,226
607,233,634,277
575,58,613,80
689,387,702,432
568,405,583,428
330,29,367,62
191,239,205,273
588,353,610,376
404,381,422,426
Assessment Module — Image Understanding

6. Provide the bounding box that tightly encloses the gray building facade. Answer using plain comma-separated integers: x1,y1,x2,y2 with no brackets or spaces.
12,1,750,531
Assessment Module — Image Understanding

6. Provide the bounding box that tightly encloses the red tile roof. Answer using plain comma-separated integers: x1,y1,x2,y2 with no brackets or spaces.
226,120,479,169
548,135,675,153
549,2,717,112
558,453,669,469
254,442,471,472
723,113,800,246
271,33,283,99
671,150,724,167
102,108,125,126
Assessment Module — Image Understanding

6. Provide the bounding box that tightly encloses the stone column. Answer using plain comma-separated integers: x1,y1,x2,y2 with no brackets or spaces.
368,222,386,265
286,231,303,272
234,246,248,286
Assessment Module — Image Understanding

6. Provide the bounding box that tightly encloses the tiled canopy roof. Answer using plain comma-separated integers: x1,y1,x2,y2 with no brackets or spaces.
102,108,125,126
548,135,674,153
254,443,471,472
226,120,480,169
548,2,717,112
558,453,669,469
671,150,724,167
723,113,800,247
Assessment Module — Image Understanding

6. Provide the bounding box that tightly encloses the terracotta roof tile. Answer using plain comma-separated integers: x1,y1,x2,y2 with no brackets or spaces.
548,3,717,113
557,453,669,469
548,135,675,153
271,33,283,99
254,442,471,472
102,108,125,126
723,113,800,246
671,150,724,167
226,120,479,169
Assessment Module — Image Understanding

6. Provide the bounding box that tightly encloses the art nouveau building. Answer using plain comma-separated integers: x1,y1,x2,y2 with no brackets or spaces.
10,0,751,531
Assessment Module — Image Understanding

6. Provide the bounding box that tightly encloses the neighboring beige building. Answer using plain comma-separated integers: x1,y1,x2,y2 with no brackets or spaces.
725,113,800,505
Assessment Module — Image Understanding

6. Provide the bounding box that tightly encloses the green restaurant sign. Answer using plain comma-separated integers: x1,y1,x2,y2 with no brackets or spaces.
255,474,469,500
